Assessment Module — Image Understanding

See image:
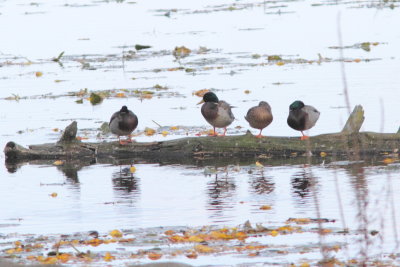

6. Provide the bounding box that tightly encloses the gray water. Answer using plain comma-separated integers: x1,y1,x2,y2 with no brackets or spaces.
1,0,400,266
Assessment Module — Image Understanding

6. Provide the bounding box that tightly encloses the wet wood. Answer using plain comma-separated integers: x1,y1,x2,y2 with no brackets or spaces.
3,106,400,164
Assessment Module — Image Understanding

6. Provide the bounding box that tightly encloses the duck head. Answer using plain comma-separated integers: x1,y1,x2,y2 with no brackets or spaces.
197,92,219,104
289,100,305,111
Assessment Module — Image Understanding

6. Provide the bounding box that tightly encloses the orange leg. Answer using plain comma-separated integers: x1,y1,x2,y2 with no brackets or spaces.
300,131,309,140
220,127,227,136
255,129,263,138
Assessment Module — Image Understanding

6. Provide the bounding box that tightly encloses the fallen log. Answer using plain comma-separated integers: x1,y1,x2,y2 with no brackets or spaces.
3,106,400,166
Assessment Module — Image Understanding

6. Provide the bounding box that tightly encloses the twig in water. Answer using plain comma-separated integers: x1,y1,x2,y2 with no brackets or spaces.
152,120,162,128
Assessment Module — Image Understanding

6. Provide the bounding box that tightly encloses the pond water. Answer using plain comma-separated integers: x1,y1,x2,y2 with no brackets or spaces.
1,0,400,266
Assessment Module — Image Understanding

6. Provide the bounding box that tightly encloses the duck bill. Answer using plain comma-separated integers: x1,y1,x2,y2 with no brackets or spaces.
197,99,205,105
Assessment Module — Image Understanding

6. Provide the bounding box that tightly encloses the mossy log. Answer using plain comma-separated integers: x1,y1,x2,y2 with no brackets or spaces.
3,106,400,165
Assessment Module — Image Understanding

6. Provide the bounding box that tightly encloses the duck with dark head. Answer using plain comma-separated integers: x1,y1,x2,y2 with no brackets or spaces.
109,105,138,145
287,100,320,140
198,92,235,136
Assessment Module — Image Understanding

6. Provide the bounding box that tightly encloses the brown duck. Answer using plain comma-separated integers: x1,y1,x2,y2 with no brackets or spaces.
245,101,273,138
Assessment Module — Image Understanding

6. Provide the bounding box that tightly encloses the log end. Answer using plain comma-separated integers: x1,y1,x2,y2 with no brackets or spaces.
341,105,365,134
57,121,79,144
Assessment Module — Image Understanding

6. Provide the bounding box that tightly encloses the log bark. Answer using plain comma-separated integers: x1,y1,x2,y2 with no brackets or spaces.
3,106,400,166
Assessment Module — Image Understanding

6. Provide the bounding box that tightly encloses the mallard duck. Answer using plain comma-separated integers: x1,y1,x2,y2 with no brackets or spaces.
245,101,273,138
287,100,320,140
198,92,235,136
109,105,138,145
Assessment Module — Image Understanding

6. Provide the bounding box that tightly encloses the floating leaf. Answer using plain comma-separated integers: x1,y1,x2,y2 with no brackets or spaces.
135,44,151,50
115,93,126,98
244,90,251,94
170,126,179,131
53,160,64,166
268,55,282,61
185,252,198,259
50,193,58,198
75,99,83,104
259,205,271,210
320,152,327,157
161,131,169,137
104,252,115,262
270,230,279,237
89,92,103,105
173,46,191,59
383,158,395,164
255,161,264,167
144,127,156,136
164,230,175,235
130,166,136,173
276,61,285,66
35,71,43,77
109,229,123,238
193,89,209,97
148,252,162,260
194,244,214,253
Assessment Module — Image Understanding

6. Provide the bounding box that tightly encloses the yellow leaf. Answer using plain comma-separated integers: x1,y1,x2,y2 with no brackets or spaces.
170,126,179,131
270,230,279,237
194,244,214,253
188,235,204,243
14,241,22,247
35,71,43,77
144,127,156,136
148,252,162,260
53,160,64,166
129,166,136,173
259,205,272,210
104,252,115,262
300,263,310,267
255,161,264,167
276,61,285,66
109,229,123,238
5,249,16,254
320,152,327,157
161,131,169,137
383,158,395,164
52,128,59,132
50,192,58,198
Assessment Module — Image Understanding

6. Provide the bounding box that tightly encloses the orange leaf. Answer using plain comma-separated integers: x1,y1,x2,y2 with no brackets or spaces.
260,205,271,210
148,253,162,260
193,89,209,97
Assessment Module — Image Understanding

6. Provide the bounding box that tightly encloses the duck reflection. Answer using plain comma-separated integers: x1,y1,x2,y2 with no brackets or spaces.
291,167,314,204
112,164,140,198
206,168,237,220
249,169,274,195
